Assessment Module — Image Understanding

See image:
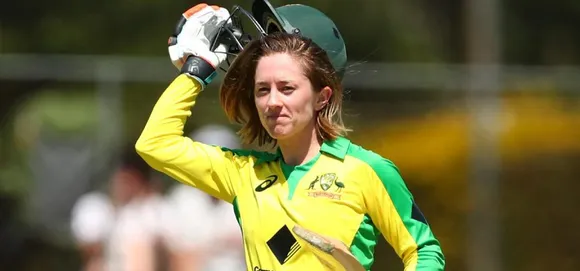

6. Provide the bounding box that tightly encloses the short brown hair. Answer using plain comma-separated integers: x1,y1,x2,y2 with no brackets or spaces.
219,32,349,146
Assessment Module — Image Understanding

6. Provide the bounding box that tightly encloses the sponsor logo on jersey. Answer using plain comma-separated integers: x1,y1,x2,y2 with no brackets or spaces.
255,175,278,192
266,225,301,265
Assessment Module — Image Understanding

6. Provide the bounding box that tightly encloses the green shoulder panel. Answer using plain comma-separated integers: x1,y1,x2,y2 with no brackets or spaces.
346,143,445,270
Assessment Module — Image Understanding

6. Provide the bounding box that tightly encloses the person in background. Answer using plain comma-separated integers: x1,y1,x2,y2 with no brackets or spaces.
70,189,112,271
161,124,245,271
71,148,166,271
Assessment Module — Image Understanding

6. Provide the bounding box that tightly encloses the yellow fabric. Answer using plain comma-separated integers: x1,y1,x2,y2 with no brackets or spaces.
136,75,444,270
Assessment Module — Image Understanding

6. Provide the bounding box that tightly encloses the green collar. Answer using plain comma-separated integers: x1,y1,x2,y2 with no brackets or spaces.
320,136,351,160
254,137,351,166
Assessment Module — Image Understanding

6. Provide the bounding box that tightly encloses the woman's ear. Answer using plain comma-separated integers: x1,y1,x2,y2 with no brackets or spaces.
316,86,333,111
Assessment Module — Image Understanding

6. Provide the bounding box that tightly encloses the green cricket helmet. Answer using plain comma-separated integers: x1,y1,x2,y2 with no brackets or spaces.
212,0,347,77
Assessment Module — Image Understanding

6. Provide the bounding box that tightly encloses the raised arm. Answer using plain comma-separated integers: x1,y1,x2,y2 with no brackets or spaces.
363,158,445,270
135,75,239,202
136,4,241,202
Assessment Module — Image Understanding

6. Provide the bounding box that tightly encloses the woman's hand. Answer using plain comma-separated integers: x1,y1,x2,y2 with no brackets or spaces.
167,3,231,87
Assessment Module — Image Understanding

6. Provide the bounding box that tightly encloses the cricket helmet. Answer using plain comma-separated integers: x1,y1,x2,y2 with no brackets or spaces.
212,0,347,77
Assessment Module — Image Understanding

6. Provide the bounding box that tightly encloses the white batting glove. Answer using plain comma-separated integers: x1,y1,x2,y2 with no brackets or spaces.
167,4,231,87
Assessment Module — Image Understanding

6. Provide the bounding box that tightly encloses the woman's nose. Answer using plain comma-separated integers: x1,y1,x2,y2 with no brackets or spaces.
266,89,282,108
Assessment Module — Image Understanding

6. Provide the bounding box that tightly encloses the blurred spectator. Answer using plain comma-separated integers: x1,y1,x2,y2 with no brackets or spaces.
161,124,245,271
70,147,166,271
70,190,112,271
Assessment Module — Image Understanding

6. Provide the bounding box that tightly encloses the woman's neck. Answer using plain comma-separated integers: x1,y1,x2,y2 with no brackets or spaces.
278,127,322,166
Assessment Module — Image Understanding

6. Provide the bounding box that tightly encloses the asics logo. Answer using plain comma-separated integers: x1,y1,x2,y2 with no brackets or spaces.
255,175,278,192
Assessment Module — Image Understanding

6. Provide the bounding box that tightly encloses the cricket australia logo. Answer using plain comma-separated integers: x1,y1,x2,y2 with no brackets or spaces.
307,173,344,200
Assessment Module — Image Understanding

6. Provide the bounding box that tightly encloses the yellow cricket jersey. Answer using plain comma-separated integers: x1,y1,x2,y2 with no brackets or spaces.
136,75,445,271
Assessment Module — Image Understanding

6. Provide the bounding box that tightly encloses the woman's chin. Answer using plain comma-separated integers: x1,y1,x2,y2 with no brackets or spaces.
267,125,292,140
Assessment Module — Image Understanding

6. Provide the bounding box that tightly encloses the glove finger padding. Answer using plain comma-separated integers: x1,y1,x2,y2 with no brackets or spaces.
168,4,219,68
172,4,221,41
167,3,231,87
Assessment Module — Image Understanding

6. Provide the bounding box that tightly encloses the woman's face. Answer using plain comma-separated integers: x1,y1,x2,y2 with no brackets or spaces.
254,53,330,141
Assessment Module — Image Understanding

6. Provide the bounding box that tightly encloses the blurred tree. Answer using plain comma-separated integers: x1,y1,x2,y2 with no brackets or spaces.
0,0,448,60
504,0,580,64
3,0,580,64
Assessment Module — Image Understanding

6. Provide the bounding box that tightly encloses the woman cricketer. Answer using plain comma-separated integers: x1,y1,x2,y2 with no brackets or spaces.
136,3,445,271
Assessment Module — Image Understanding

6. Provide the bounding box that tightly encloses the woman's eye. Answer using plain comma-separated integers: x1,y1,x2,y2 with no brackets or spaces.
282,86,294,93
256,88,269,94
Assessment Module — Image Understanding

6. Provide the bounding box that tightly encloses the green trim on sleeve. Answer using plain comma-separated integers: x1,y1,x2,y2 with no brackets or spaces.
346,143,445,270
350,214,380,271
233,197,242,231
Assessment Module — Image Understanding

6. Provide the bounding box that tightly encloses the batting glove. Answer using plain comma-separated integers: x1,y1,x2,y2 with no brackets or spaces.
168,4,231,88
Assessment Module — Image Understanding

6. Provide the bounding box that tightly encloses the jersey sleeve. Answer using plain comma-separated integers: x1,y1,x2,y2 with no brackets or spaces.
363,158,445,270
135,74,242,203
